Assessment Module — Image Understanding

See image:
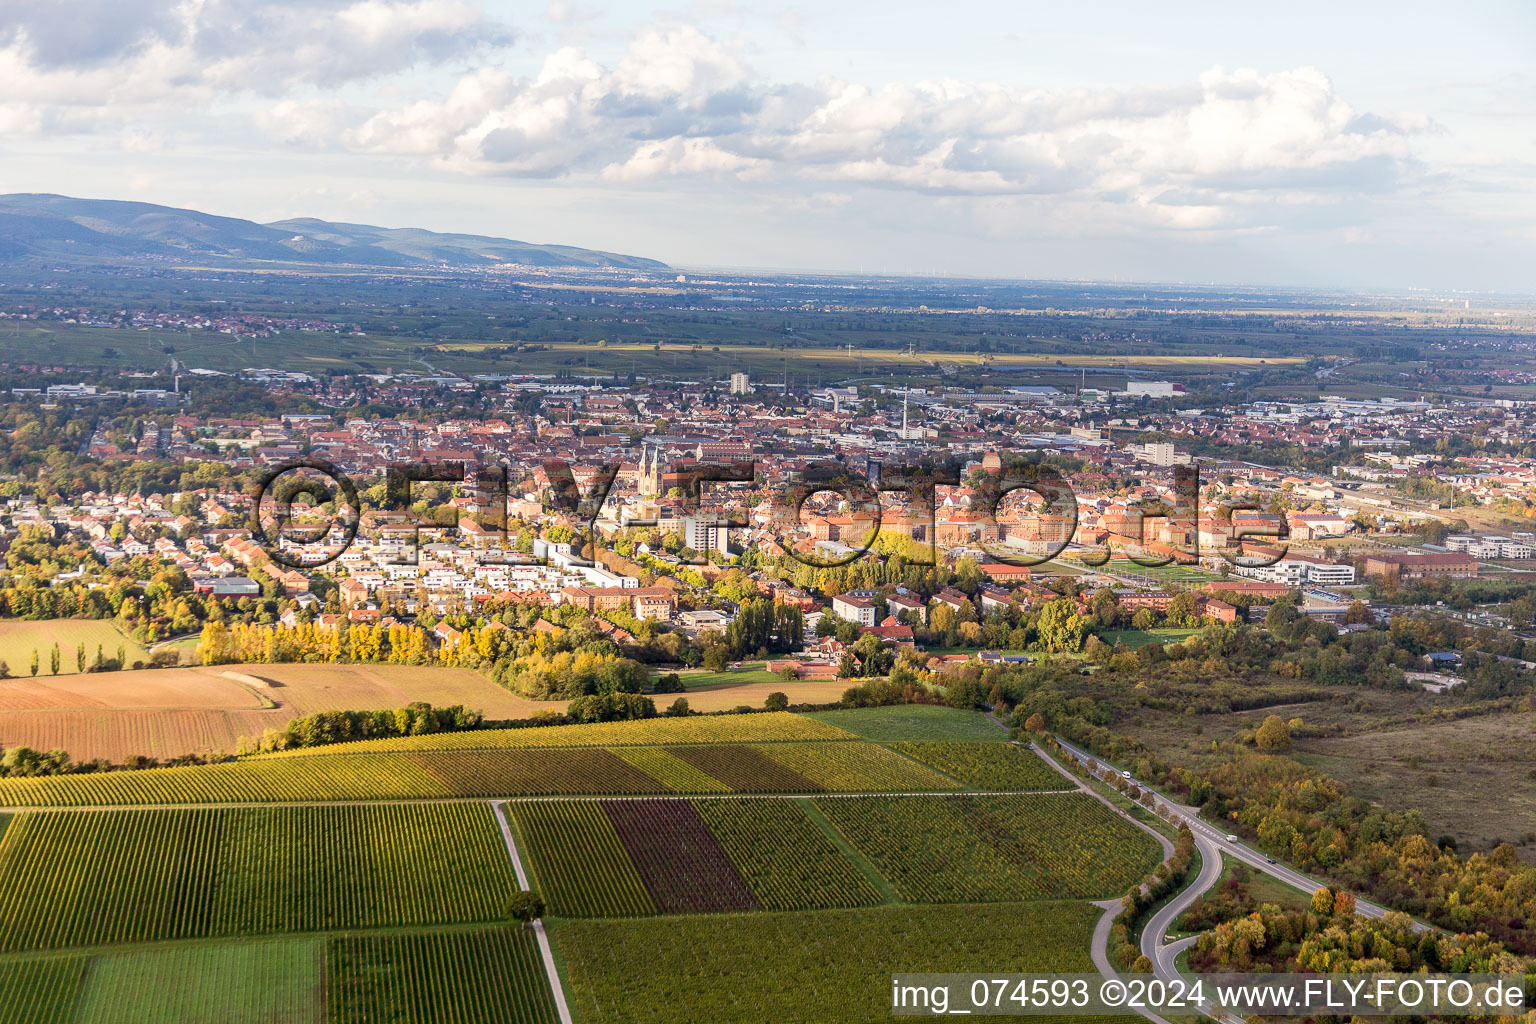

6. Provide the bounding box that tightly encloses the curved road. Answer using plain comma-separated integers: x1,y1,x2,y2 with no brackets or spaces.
1050,736,1413,925
1042,736,1428,1022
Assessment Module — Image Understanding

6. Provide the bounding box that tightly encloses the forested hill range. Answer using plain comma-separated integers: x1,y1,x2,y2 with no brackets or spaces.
0,194,667,272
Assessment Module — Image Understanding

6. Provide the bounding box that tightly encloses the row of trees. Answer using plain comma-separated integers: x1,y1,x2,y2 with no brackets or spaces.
246,703,483,753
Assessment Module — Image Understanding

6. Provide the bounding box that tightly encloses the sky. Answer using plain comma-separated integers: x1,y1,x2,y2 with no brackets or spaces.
0,0,1533,290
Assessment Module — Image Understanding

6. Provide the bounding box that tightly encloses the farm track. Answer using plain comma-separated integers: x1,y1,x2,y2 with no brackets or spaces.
491,801,573,1024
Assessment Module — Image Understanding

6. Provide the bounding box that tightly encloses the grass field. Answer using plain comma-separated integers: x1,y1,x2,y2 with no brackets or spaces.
1292,710,1536,854
805,705,1005,742
72,937,324,1024
0,927,559,1024
669,665,777,688
553,901,1131,1024
0,804,516,950
0,620,147,677
1099,628,1201,649
1100,561,1218,586
666,678,848,712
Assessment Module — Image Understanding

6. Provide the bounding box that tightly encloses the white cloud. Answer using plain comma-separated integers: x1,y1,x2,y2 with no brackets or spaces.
0,0,512,134
334,29,1429,236
0,6,1450,243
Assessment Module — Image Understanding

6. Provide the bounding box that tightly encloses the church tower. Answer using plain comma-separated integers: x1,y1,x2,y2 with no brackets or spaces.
641,447,663,496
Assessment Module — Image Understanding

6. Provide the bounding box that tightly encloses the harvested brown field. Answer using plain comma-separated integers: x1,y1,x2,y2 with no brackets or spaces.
0,663,563,761
0,671,264,711
0,708,281,760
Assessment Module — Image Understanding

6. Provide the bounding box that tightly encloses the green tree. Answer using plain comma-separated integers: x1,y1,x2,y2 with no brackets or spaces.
1167,591,1200,627
504,890,545,924
49,643,60,676
76,643,86,673
28,649,38,677
764,691,789,711
1255,715,1293,751
1036,599,1089,653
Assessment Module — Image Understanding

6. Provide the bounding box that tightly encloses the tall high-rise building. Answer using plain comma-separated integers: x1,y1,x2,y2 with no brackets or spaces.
729,372,751,395
682,514,734,555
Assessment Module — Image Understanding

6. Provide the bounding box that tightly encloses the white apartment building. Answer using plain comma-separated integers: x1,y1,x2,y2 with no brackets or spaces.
831,594,877,627
1236,555,1356,587
1447,535,1535,559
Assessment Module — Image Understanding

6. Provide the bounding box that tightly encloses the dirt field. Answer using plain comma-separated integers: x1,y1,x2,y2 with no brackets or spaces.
0,660,852,760
0,663,562,761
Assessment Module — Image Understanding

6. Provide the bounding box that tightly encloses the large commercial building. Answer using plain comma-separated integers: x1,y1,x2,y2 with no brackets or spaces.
1361,551,1477,581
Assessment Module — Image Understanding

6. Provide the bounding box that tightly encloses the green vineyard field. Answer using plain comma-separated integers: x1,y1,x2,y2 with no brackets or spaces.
754,742,962,792
804,706,1007,742
0,928,558,1024
610,746,733,793
0,954,84,1024
0,804,516,951
410,748,666,797
509,801,656,918
554,901,1137,1024
665,745,820,792
264,712,856,757
0,736,1014,808
893,742,1075,791
0,754,453,807
815,794,1160,903
692,799,883,911
328,927,558,1024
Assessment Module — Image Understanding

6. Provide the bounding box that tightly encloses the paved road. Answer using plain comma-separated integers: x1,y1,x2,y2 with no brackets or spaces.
1089,900,1180,1024
1050,736,1412,924
1049,735,1429,1021
1030,743,1186,1024
1141,828,1223,976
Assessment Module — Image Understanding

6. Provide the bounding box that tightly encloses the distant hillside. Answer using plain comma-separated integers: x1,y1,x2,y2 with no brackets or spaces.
0,194,667,271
